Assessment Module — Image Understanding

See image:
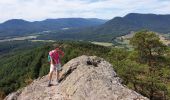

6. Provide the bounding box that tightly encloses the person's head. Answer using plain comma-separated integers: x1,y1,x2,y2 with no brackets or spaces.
53,44,62,50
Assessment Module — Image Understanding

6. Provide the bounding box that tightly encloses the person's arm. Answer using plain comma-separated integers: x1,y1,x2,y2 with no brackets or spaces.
51,57,55,64
59,49,64,57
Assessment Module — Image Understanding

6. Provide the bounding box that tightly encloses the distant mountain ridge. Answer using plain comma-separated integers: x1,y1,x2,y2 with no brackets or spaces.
0,18,107,37
42,13,170,42
95,13,170,36
1,13,170,42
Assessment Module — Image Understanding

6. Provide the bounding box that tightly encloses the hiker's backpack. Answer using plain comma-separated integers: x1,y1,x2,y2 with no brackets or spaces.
48,54,51,62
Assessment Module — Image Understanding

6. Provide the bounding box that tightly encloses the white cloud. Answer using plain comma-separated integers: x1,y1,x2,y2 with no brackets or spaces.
0,0,170,23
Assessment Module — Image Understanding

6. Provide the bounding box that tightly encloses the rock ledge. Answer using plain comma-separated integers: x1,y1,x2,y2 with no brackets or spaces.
5,55,148,100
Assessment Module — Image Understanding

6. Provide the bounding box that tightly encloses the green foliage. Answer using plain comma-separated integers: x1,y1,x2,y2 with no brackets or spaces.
0,41,110,98
129,31,169,99
0,37,170,100
107,31,170,99
130,30,167,64
0,40,46,58
109,48,170,99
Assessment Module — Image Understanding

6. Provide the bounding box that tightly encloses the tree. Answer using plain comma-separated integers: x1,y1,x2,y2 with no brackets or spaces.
130,30,167,65
118,59,147,89
130,30,168,100
108,48,128,69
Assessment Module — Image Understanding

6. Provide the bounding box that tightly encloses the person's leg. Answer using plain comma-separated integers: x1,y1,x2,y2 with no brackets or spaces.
48,71,53,84
55,70,60,85
56,64,60,84
48,64,54,86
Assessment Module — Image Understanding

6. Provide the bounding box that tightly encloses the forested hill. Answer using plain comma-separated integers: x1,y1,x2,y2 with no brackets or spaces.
40,13,170,42
0,18,107,37
95,13,170,36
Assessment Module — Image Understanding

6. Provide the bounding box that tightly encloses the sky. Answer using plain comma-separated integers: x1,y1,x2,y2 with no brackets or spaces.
0,0,170,23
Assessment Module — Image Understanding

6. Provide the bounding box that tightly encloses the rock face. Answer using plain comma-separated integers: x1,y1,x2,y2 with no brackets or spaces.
5,55,148,100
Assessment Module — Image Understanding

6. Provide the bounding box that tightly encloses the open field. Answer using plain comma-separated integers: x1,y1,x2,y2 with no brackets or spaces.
158,34,170,46
116,32,170,48
0,35,38,42
31,40,55,42
91,42,113,47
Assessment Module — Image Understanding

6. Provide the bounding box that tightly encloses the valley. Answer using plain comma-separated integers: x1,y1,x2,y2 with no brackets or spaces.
0,13,170,100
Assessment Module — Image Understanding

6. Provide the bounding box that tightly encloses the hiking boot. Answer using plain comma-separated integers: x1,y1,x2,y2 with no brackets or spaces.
47,83,52,87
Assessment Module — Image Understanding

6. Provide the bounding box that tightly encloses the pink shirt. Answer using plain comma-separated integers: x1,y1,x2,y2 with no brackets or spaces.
49,48,64,64
49,50,60,64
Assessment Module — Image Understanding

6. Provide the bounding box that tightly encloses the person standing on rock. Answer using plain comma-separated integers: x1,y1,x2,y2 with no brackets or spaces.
48,44,64,87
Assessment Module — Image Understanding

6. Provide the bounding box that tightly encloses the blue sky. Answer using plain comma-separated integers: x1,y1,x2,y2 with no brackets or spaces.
0,0,170,23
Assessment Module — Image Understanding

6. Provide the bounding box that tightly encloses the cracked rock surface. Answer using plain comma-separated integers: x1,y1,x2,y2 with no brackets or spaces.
5,55,148,100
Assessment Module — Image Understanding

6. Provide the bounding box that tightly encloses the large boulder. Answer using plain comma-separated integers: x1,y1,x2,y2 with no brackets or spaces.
5,55,148,100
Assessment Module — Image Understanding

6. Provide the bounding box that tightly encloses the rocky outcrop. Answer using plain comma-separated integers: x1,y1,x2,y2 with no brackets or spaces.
5,55,148,100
